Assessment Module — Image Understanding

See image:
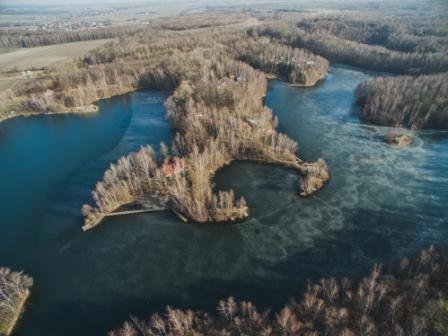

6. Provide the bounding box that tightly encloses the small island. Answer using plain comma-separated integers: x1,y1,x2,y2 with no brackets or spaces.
384,132,413,146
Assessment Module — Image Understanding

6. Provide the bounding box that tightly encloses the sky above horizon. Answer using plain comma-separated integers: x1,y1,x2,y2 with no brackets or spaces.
1,0,192,5
2,0,260,5
1,0,356,6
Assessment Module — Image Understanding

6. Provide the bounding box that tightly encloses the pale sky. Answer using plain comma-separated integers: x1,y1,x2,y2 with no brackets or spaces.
1,0,172,4
0,0,321,6
1,0,193,5
2,0,251,5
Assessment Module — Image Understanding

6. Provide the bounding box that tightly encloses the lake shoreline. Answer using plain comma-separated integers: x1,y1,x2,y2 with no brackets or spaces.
2,66,447,336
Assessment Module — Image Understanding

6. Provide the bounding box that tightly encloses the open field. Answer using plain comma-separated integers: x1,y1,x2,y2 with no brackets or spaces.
0,39,114,93
0,39,114,71
0,77,27,92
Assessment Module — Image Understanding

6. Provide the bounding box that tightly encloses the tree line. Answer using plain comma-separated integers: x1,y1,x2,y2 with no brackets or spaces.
0,25,143,49
241,10,448,130
356,72,448,129
253,23,448,75
296,15,448,54
110,245,448,336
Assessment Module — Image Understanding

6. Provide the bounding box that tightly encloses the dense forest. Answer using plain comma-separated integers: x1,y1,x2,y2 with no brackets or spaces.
0,12,253,50
2,8,447,130
356,73,448,129
0,25,143,49
296,16,448,54
0,25,330,229
254,23,448,75
153,13,250,31
0,268,33,336
0,29,329,120
228,36,329,86
111,246,448,336
247,10,448,130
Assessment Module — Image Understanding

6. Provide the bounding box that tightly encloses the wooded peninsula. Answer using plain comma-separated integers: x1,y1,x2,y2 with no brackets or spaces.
2,26,332,229
77,31,331,229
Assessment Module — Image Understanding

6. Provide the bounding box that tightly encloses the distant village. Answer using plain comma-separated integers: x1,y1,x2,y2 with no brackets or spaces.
24,20,113,32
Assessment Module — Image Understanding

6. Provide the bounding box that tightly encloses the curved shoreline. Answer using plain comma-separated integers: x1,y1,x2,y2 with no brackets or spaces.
0,29,331,230
80,59,330,230
0,103,99,125
82,155,329,231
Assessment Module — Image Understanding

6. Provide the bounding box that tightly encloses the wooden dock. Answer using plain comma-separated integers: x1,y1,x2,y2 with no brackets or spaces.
103,206,167,217
82,195,190,231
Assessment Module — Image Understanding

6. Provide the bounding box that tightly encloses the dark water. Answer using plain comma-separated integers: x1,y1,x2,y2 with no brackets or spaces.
0,66,447,335
0,90,173,335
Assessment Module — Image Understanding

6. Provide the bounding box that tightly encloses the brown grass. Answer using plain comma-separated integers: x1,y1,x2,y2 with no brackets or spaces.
0,39,115,72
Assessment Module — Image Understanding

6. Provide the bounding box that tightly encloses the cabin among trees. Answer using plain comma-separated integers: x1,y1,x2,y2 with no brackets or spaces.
227,36,329,86
0,25,331,229
2,7,448,231
250,12,448,130
80,51,330,230
160,157,185,178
